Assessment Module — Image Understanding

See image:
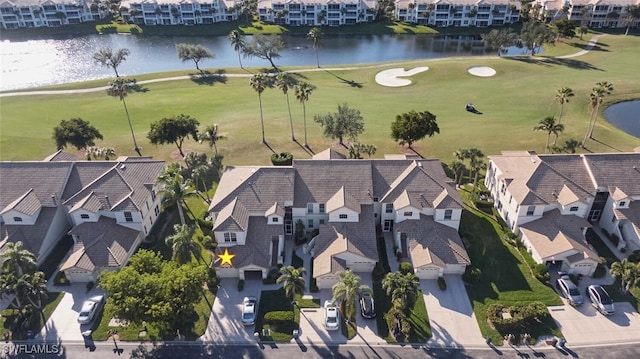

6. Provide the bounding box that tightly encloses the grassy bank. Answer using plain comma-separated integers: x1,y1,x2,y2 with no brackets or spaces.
1,34,639,165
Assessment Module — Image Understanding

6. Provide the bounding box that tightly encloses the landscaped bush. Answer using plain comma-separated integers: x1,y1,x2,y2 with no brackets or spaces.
462,265,481,284
54,271,70,286
487,302,550,334
627,250,640,263
263,268,280,285
372,261,386,281
237,279,245,292
264,311,294,332
207,267,220,288
271,152,293,166
437,276,447,291
533,264,550,283
294,220,306,245
399,262,414,275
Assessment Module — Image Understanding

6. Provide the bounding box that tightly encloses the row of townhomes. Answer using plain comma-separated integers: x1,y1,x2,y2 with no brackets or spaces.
4,0,640,29
0,151,165,283
486,151,640,277
208,149,470,289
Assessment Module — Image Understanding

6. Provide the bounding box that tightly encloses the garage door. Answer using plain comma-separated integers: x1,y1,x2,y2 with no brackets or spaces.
217,267,239,278
416,266,440,279
571,263,595,276
65,269,94,283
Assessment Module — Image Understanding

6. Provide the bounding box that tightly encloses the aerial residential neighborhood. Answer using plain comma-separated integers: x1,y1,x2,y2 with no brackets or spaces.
1,1,640,357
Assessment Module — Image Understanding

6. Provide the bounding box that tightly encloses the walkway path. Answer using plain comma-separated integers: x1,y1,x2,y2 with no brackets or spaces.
0,34,605,98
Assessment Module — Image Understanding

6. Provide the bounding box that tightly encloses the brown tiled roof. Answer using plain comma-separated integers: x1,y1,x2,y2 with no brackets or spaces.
398,215,470,268
265,202,284,217
0,207,61,257
0,189,41,216
213,198,249,232
226,216,282,269
312,148,347,160
0,162,71,207
326,186,361,213
43,150,80,162
583,153,640,196
61,216,140,272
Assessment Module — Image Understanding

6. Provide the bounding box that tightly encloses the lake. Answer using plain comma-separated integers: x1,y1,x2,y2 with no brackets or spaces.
604,100,640,139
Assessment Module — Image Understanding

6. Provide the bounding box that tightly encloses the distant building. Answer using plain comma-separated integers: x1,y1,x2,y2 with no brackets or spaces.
0,0,108,29
394,0,521,27
535,0,640,29
119,0,239,25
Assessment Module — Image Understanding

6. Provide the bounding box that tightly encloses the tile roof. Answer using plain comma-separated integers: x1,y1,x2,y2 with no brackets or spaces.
43,150,79,162
326,186,361,213
614,201,640,231
312,148,347,160
226,216,282,269
213,198,250,232
398,215,470,268
61,216,140,272
519,209,599,261
583,153,640,196
0,207,60,257
0,161,71,207
0,189,41,216
265,202,284,217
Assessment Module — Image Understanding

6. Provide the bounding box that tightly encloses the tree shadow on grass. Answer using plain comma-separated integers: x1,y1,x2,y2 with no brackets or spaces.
190,70,227,86
588,137,624,152
323,69,363,88
504,56,603,71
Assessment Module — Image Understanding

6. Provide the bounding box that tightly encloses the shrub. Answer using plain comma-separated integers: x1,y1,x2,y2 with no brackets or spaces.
237,279,245,292
627,250,640,263
487,302,550,334
294,220,305,244
264,311,294,322
399,262,414,275
437,276,447,291
533,264,550,283
462,266,482,284
263,268,280,285
271,152,293,166
54,271,70,286
372,262,386,281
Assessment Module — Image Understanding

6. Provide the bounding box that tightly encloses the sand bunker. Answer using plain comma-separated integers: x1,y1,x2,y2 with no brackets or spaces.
375,67,429,87
467,66,496,77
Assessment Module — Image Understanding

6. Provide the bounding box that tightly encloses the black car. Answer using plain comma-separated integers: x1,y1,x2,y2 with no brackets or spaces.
359,292,376,319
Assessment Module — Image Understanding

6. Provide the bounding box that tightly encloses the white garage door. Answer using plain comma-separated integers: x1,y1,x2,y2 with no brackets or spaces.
217,267,239,278
416,266,440,279
65,269,94,283
571,263,595,276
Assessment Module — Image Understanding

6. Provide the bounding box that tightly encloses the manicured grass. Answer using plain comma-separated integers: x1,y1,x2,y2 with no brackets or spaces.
255,288,298,342
372,280,392,341
0,291,64,340
340,299,358,340
407,291,431,343
459,189,563,345
2,35,639,166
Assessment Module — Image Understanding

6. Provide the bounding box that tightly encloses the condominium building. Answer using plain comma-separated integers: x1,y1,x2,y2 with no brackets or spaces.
536,0,640,29
257,0,377,26
119,0,239,25
0,0,107,29
394,0,521,27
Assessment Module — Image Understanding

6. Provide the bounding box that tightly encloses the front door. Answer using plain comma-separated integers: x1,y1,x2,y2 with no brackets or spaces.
383,220,393,232
285,220,293,235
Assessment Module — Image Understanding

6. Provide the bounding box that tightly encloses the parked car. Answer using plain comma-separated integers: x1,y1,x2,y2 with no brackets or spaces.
242,297,257,326
586,285,615,315
359,292,376,319
324,300,340,331
556,272,583,306
77,295,105,324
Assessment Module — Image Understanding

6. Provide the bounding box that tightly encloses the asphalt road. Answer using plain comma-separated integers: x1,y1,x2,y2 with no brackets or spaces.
2,340,640,359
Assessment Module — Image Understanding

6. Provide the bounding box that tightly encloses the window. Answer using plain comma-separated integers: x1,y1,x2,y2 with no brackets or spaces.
80,214,90,219
385,204,393,213
620,201,626,207
143,225,147,234
307,203,314,213
151,190,156,201
272,217,279,223
373,197,379,202
319,203,325,213
319,218,325,225
13,217,22,222
339,214,348,219
569,206,579,212
444,209,453,220
403,211,413,217
124,212,133,222
223,232,237,242
155,205,160,216
308,219,314,228
526,206,535,216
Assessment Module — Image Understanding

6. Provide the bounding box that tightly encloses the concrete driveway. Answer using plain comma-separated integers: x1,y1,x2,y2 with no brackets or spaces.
39,284,103,341
549,301,640,345
199,278,263,344
421,275,486,347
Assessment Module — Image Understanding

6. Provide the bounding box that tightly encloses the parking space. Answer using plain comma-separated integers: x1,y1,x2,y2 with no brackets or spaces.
549,301,640,345
39,284,103,341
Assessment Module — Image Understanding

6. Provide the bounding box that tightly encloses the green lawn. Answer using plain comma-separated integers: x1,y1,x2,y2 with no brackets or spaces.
255,288,299,342
0,291,64,340
459,189,563,345
2,35,639,166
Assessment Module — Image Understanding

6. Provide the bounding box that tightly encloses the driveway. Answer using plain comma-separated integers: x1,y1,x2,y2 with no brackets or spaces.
549,301,640,345
421,275,486,347
199,278,264,344
39,284,103,341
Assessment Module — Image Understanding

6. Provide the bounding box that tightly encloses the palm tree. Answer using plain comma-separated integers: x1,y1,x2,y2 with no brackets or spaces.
250,73,270,144
276,72,296,141
583,81,614,146
1,241,37,277
107,77,142,156
451,160,465,186
192,163,212,203
382,271,420,313
228,30,245,69
93,47,130,78
156,166,197,225
624,5,640,36
276,266,307,299
533,116,564,153
555,87,574,126
294,81,315,148
198,124,226,155
21,271,48,319
166,224,201,264
470,158,487,193
331,270,371,322
307,27,322,68
611,259,639,293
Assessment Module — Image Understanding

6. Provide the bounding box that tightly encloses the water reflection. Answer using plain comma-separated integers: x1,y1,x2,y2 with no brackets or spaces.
604,100,640,139
2,34,514,91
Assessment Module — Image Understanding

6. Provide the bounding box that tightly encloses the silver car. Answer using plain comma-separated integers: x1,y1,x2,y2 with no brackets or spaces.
242,297,257,326
77,295,105,324
556,273,583,306
587,285,615,315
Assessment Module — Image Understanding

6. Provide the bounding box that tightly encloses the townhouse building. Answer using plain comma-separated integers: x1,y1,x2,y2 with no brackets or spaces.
536,0,640,29
0,0,107,29
119,0,239,25
257,0,377,26
394,0,521,27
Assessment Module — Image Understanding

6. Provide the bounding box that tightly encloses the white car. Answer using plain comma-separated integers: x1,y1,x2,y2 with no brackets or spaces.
586,285,615,315
556,273,583,306
242,297,257,326
77,295,105,324
324,300,340,331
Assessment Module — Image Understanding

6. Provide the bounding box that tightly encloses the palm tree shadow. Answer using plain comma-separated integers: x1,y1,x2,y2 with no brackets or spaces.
263,141,277,154
294,139,314,156
408,146,424,158
589,137,624,152
323,69,363,88
190,70,228,86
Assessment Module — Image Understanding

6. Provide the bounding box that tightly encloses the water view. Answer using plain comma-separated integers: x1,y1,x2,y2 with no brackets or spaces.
604,100,640,139
0,33,527,91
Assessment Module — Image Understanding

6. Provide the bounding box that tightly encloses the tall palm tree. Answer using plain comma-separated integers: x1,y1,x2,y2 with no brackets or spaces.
192,163,212,203
250,73,269,144
1,241,37,277
624,5,640,36
156,167,197,225
555,87,574,126
331,270,371,321
199,124,226,155
611,259,639,293
107,77,142,156
307,27,322,68
294,81,315,148
166,224,201,264
583,81,614,146
228,30,245,69
276,72,296,141
381,271,420,313
533,116,564,153
276,266,307,299
93,47,130,77
21,271,48,319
